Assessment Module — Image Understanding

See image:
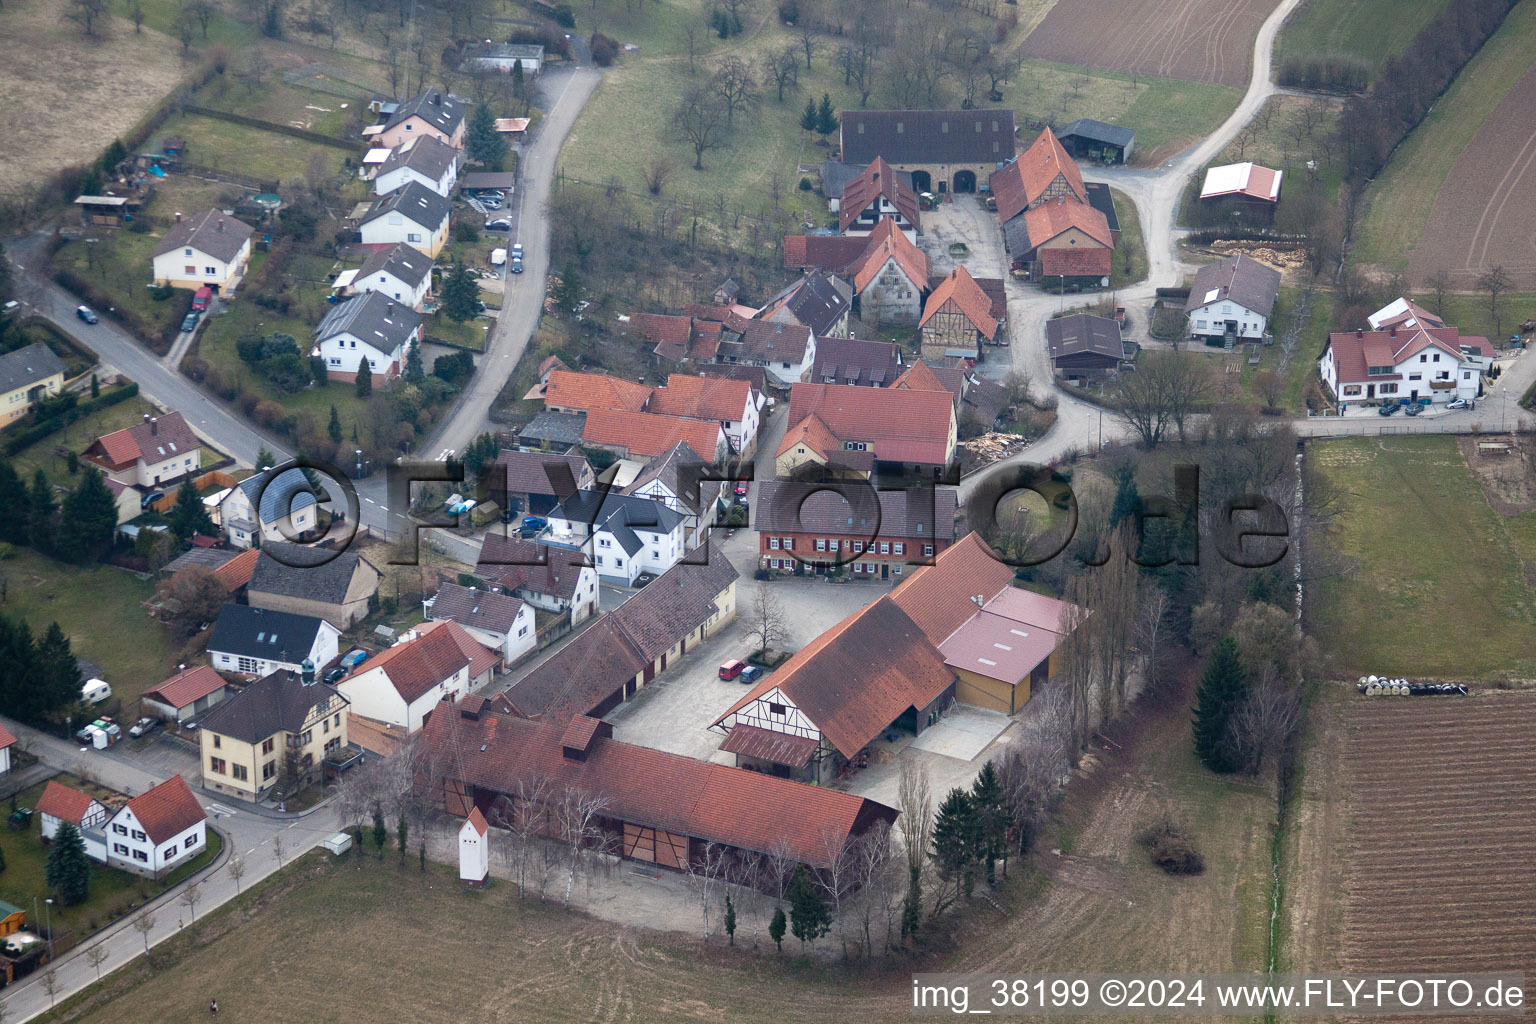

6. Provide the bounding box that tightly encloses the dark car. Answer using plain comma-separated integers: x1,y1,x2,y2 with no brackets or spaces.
140,490,165,509
180,312,200,332
1378,401,1399,416
510,256,523,274
323,666,347,685
739,664,764,684
76,305,99,324
1404,401,1423,417
485,218,511,232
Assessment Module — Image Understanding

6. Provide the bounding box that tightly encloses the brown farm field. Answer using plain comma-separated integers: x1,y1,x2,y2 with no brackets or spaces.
1406,62,1536,290
1018,0,1280,87
1283,688,1536,1020
0,0,185,194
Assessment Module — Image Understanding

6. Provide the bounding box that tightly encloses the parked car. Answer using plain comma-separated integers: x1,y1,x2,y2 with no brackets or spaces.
510,256,523,274
718,659,746,681
341,648,369,669
739,664,764,684
76,305,99,324
1404,401,1423,417
521,515,547,532
480,198,503,210
128,717,159,738
180,312,200,332
192,286,212,311
140,490,165,509
1447,398,1470,410
733,479,749,497
323,666,348,685
485,218,511,231
1378,401,1400,416
511,242,524,259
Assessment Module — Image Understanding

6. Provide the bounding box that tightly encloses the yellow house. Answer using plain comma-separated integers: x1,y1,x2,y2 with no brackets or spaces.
0,343,66,429
773,413,873,480
196,662,350,802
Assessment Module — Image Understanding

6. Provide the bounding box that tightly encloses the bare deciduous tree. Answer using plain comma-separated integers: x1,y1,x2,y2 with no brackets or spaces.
746,586,789,659
131,909,156,953
682,841,730,939
1115,349,1212,448
63,0,108,35
643,156,676,195
1479,265,1511,340
178,880,203,922
760,46,800,102
673,86,731,170
681,23,701,74
1229,675,1302,781
85,944,109,980
555,786,611,906
711,55,758,126
227,853,247,894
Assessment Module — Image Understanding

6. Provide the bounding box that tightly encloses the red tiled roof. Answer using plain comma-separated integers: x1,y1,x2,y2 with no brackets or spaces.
718,724,819,768
632,313,693,361
212,547,260,592
782,382,954,465
688,320,723,360
920,265,998,340
776,413,843,460
1325,326,1484,385
1199,162,1282,202
1022,197,1114,250
83,411,200,471
349,625,469,703
889,532,1015,646
560,714,602,754
990,127,1087,223
142,665,227,710
1039,247,1113,278
465,806,488,835
846,217,931,294
892,361,950,393
0,723,15,748
420,707,896,869
838,156,921,232
543,370,652,413
418,620,500,680
124,774,205,845
582,408,723,461
782,234,869,272
712,596,955,760
647,374,751,421
37,781,100,824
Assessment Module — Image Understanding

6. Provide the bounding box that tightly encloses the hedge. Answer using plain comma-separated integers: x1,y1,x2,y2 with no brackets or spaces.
4,382,141,455
182,105,357,151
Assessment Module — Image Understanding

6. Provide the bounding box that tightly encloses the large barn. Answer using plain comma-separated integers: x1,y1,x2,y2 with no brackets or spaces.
838,109,1017,195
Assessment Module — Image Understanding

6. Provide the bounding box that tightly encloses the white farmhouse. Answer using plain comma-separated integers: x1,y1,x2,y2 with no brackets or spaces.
542,490,687,587
334,242,433,310
1319,323,1494,411
1183,253,1281,346
314,289,422,383
357,181,451,257
82,411,203,489
206,603,341,678
104,775,208,878
336,622,472,732
371,135,459,198
150,210,254,293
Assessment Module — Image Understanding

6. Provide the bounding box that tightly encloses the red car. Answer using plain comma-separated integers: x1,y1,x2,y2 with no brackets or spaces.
734,480,749,497
718,659,746,680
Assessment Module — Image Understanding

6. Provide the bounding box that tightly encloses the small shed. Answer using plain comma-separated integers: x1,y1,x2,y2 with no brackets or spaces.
1056,118,1135,165
0,901,25,937
459,807,490,887
322,831,353,856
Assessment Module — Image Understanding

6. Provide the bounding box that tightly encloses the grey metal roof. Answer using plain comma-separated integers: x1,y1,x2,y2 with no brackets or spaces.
429,581,525,635
198,667,345,743
460,172,517,190
237,468,320,522
518,411,588,447
314,289,422,351
383,89,468,137
1058,118,1135,149
624,442,723,517
1045,313,1125,361
206,603,332,662
360,180,452,232
248,542,369,604
355,242,432,289
1184,254,1281,317
840,109,1017,166
0,342,66,394
161,547,241,576
755,482,958,540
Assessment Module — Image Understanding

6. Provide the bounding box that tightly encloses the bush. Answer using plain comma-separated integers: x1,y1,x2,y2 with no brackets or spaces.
553,3,575,27
589,32,619,67
457,220,480,244
777,0,798,22
798,177,812,191
1137,821,1204,875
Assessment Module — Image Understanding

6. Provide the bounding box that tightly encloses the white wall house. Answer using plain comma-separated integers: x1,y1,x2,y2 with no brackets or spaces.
1183,254,1281,345
358,181,451,258
1319,327,1491,410
105,776,208,878
341,243,433,310
423,583,537,666
38,782,108,840
337,627,471,733
150,210,254,293
372,136,459,198
82,412,203,489
542,491,687,587
220,469,320,548
468,43,543,74
207,604,341,678
314,289,422,384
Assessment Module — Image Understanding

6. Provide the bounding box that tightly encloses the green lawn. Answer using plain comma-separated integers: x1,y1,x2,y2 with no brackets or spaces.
1309,435,1536,678
1350,0,1536,272
1399,291,1536,347
0,548,179,711
193,79,364,139
1169,286,1331,414
1109,187,1146,289
54,231,187,341
1274,0,1447,78
0,775,222,939
153,114,351,186
1214,93,1344,208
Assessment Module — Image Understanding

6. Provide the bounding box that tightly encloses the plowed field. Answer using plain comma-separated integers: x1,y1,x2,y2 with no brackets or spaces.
1333,692,1535,1020
1017,0,1279,87
1407,61,1536,289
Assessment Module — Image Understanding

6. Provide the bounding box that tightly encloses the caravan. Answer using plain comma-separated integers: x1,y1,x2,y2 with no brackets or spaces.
82,679,112,705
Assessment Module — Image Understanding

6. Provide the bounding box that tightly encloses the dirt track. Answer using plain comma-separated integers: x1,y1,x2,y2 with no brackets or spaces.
1407,62,1536,290
1018,0,1280,87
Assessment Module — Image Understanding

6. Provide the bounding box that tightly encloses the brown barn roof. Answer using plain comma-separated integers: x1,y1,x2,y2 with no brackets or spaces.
475,535,587,602
346,625,468,702
543,370,652,413
123,775,205,844
755,481,958,542
583,408,723,461
989,126,1086,222
839,109,1016,166
417,620,500,680
211,548,261,593
1021,197,1114,249
142,665,227,710
420,707,897,869
1039,248,1113,278
782,234,869,272
503,616,647,724
646,374,752,421
491,449,590,498
719,724,819,767
712,596,955,760
888,532,1014,646
429,582,526,636
781,381,954,465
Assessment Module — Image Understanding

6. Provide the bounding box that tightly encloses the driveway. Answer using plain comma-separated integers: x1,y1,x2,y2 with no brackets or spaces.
920,196,1007,280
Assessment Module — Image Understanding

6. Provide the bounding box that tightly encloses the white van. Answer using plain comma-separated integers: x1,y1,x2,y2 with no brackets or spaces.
81,679,112,705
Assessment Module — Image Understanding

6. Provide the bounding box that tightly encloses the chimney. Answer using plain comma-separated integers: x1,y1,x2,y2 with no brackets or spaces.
150,416,158,435
174,211,182,223
301,658,316,685
1356,329,1364,339
1389,326,1397,338
386,301,395,316
143,413,151,426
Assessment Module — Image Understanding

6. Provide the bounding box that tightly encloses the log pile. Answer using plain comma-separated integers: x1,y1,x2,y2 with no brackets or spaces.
959,432,1029,462
1210,239,1308,269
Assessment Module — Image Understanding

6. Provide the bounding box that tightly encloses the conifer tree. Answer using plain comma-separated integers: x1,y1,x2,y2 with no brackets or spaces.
46,821,92,905
1193,637,1248,773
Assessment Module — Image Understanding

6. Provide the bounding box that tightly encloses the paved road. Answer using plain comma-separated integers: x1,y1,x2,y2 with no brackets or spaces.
0,716,341,1024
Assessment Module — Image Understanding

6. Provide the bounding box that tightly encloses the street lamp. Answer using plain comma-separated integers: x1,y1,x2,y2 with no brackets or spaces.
44,897,54,959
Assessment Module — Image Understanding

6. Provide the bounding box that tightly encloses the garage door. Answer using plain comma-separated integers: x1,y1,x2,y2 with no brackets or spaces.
623,823,689,869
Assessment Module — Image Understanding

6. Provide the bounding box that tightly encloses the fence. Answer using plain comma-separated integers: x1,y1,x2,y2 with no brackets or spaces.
181,105,357,152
